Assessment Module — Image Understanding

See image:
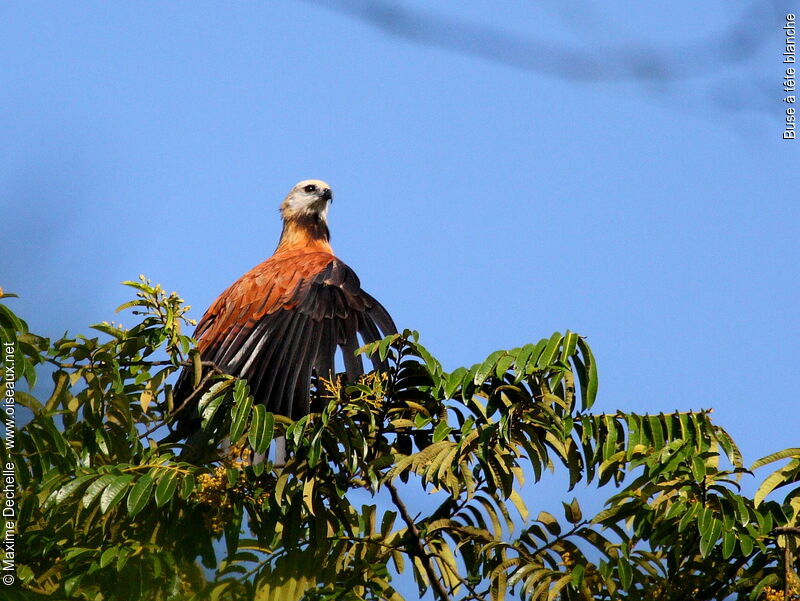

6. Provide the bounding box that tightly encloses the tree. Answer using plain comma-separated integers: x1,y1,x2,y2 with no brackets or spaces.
1,279,798,600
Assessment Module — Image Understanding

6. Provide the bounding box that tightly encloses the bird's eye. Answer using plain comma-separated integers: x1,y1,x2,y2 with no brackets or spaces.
304,184,317,193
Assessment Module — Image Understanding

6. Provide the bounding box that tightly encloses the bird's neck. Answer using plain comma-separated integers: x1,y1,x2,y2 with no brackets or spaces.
275,214,333,254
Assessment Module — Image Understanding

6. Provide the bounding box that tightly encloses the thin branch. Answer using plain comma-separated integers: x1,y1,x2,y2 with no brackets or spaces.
428,469,486,524
121,463,194,476
418,487,483,600
772,526,800,601
328,535,404,553
385,480,450,601
169,363,226,417
785,541,792,601
46,357,219,370
525,520,589,562
140,420,168,438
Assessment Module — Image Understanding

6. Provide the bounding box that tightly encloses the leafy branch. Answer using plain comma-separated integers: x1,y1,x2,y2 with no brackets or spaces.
1,280,798,601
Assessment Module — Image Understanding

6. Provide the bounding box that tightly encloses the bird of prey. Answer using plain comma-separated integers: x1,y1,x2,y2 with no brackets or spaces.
169,179,396,442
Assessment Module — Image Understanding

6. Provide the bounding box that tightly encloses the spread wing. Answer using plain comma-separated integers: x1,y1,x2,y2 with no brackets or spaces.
172,251,396,432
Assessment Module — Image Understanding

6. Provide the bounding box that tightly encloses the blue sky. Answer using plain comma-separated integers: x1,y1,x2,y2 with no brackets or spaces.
1,0,798,589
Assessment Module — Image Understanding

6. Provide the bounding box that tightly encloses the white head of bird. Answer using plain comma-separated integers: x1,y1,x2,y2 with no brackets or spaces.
280,179,333,221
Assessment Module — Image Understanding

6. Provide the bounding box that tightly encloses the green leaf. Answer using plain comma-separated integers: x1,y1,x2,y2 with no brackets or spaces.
739,532,754,556
381,510,397,537
750,573,780,601
570,563,585,588
201,396,225,430
715,425,743,468
198,378,234,419
509,490,529,522
474,350,504,387
433,420,451,443
536,332,562,368
82,474,118,508
721,530,736,559
416,342,443,381
537,511,561,536
99,547,118,569
562,497,582,524
180,473,196,499
691,454,707,482
379,334,398,362
91,323,126,338
116,547,132,572
549,574,574,601
617,558,632,589
126,474,155,517
494,353,515,378
64,574,83,597
699,516,722,558
698,507,713,537
527,338,548,371
230,390,254,443
45,474,95,509
63,547,94,562
45,370,71,413
647,415,665,450
678,502,701,532
444,367,467,399
576,337,598,409
512,344,535,378
15,390,42,413
154,472,178,507
752,448,800,469
100,475,134,513
115,299,148,313
560,330,579,363
754,458,800,506
248,405,274,455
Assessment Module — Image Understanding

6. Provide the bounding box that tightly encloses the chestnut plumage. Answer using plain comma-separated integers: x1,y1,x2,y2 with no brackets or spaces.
169,180,396,440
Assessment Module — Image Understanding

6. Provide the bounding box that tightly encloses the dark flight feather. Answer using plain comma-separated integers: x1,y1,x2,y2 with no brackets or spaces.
170,251,396,440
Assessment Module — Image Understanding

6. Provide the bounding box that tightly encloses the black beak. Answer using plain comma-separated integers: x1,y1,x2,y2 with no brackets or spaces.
321,188,332,202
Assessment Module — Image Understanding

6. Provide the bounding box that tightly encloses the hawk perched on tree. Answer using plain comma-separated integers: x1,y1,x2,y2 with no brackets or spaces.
169,179,396,441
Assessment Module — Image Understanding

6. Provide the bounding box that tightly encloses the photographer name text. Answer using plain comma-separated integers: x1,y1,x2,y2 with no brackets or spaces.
2,342,16,586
